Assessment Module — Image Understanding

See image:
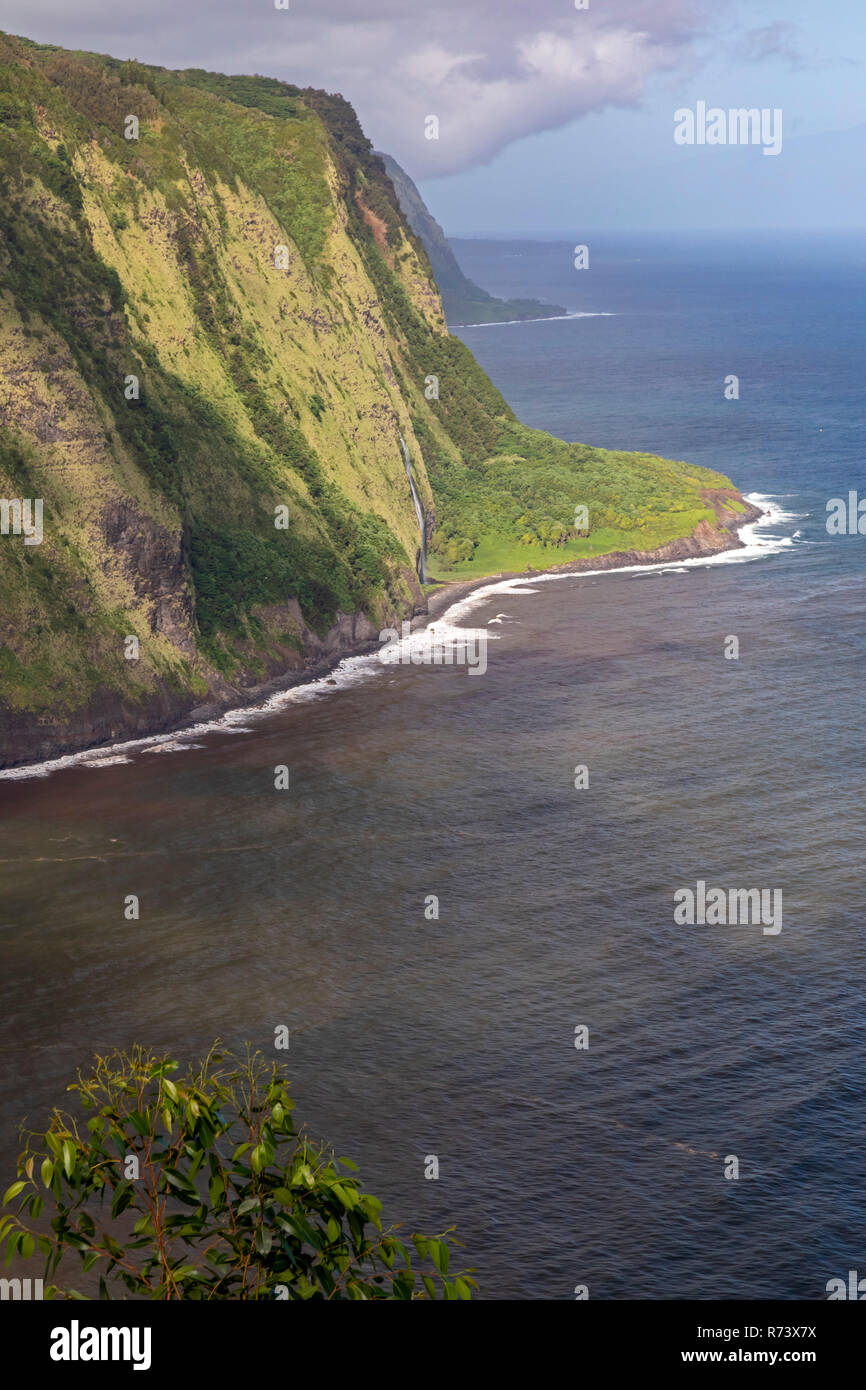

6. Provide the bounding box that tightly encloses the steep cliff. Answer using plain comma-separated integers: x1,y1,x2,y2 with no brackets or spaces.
0,36,752,767
375,151,565,325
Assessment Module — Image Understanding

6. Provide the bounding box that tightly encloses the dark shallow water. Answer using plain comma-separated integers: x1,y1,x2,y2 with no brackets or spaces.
1,234,864,1299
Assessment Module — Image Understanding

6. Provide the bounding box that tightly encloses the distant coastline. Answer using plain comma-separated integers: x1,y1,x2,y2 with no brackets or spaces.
454,311,617,328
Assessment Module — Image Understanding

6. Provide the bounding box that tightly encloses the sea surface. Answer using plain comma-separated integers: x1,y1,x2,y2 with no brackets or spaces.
2,233,864,1299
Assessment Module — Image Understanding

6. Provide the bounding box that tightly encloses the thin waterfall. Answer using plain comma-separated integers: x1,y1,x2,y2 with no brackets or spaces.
399,433,427,583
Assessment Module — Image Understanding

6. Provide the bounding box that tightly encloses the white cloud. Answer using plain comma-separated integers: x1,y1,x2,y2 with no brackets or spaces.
3,0,727,175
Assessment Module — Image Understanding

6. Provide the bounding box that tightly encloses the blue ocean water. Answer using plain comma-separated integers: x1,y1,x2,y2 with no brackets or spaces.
452,230,865,498
1,234,864,1299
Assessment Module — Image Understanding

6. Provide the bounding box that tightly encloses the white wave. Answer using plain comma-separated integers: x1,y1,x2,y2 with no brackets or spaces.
0,650,384,781
0,498,795,782
742,493,809,524
438,497,796,627
149,741,205,755
457,311,616,328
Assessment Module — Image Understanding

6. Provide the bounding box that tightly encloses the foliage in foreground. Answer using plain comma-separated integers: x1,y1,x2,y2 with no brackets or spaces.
1,1045,475,1300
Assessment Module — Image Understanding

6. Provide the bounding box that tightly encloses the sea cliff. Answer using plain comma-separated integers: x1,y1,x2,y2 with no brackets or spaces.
0,34,756,767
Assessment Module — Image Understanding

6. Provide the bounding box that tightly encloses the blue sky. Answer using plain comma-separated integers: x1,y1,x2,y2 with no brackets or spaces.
419,0,866,234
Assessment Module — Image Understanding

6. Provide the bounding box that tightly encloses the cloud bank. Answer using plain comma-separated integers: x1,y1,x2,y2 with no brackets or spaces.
4,0,725,175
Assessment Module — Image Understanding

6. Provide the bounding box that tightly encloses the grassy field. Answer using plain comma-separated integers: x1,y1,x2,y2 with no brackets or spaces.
428,509,715,581
423,419,732,580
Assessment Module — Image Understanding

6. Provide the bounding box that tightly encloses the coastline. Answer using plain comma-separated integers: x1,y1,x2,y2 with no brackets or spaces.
423,495,765,620
0,497,766,777
452,310,615,328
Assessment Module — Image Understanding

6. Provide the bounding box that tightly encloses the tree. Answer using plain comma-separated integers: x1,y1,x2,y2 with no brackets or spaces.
1,1045,475,1300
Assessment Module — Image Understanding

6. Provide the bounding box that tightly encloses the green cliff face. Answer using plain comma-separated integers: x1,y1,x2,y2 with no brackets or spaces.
0,35,746,766
374,151,565,326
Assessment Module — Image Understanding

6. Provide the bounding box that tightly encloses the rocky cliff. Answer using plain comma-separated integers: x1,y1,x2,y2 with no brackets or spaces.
374,151,565,325
0,36,755,768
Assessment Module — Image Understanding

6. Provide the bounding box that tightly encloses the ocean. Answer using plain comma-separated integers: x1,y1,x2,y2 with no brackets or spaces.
1,232,864,1299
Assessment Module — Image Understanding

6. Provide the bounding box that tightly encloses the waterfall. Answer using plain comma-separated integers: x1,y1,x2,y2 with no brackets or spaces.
399,434,427,583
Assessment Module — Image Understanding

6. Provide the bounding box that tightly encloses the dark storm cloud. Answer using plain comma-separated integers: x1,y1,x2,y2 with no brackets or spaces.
4,0,727,174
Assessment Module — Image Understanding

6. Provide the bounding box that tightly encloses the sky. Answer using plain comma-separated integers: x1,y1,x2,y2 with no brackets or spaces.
3,0,864,234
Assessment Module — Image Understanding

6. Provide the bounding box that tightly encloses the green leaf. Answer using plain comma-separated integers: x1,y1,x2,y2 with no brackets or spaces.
19,1232,34,1260
111,1181,133,1219
162,1169,195,1195
283,1212,318,1246
61,1140,75,1180
40,1158,54,1188
2,1181,26,1205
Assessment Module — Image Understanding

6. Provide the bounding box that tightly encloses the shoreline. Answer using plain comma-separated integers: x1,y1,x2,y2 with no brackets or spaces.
422,496,765,621
0,498,768,779
451,310,615,329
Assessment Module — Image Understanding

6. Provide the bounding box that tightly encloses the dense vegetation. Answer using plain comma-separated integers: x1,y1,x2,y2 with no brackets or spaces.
0,31,742,745
1,1046,475,1299
424,420,730,576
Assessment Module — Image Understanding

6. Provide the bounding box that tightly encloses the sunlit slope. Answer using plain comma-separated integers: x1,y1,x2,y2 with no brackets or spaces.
0,35,747,756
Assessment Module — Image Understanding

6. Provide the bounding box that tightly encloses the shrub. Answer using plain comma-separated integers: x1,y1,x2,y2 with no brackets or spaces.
1,1045,475,1300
